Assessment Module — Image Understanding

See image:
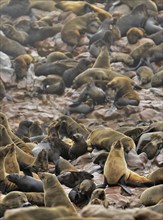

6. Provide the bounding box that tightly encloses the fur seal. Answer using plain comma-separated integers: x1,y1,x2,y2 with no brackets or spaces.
4,206,78,220
0,145,18,193
0,112,33,154
66,98,94,116
0,33,26,58
69,133,88,159
127,27,145,44
0,124,35,165
24,192,44,206
136,66,154,85
47,51,70,63
140,185,163,206
26,24,62,46
89,188,109,208
55,157,77,175
147,168,163,185
62,58,91,88
72,78,107,105
144,17,163,35
107,76,140,108
0,191,31,217
140,133,162,159
29,120,43,137
87,127,136,153
0,23,28,45
72,46,124,89
38,172,77,212
134,208,163,220
151,69,163,87
127,43,163,71
52,115,90,139
2,191,31,209
103,140,153,187
0,0,30,18
15,120,33,138
148,30,163,45
116,4,148,36
61,12,101,47
7,173,43,192
14,54,33,80
57,171,94,188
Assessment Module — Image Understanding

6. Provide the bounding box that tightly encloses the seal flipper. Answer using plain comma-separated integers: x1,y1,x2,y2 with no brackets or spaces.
118,176,133,195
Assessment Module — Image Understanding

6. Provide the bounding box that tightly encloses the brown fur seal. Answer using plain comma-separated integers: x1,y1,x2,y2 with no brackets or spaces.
140,185,163,206
107,76,140,108
0,124,35,165
66,98,94,116
72,47,124,89
0,145,18,193
55,157,77,175
29,120,43,137
73,78,107,105
15,120,33,138
61,12,101,47
116,4,149,36
141,133,162,159
62,58,91,88
52,115,90,139
69,133,88,159
26,24,62,46
0,33,26,58
58,170,94,188
38,172,77,212
24,192,44,206
4,206,78,220
41,75,65,94
89,188,109,208
7,173,43,192
47,51,70,63
79,179,96,199
0,0,30,18
136,66,154,85
14,54,33,80
55,1,92,16
0,23,28,45
134,208,163,220
0,112,32,154
151,69,163,87
127,27,145,44
147,168,163,185
103,140,153,187
87,127,136,153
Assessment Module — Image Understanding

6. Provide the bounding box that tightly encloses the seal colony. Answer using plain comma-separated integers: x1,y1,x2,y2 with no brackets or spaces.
0,0,163,219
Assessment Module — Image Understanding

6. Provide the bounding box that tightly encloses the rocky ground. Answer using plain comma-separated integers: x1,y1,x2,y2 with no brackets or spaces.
0,0,163,219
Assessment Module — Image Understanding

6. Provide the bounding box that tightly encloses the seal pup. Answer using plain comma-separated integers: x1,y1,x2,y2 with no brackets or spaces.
103,140,154,187
24,192,44,206
55,157,77,175
62,58,91,87
15,120,33,139
38,172,77,212
57,170,94,188
89,188,109,208
7,173,43,192
69,133,88,160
